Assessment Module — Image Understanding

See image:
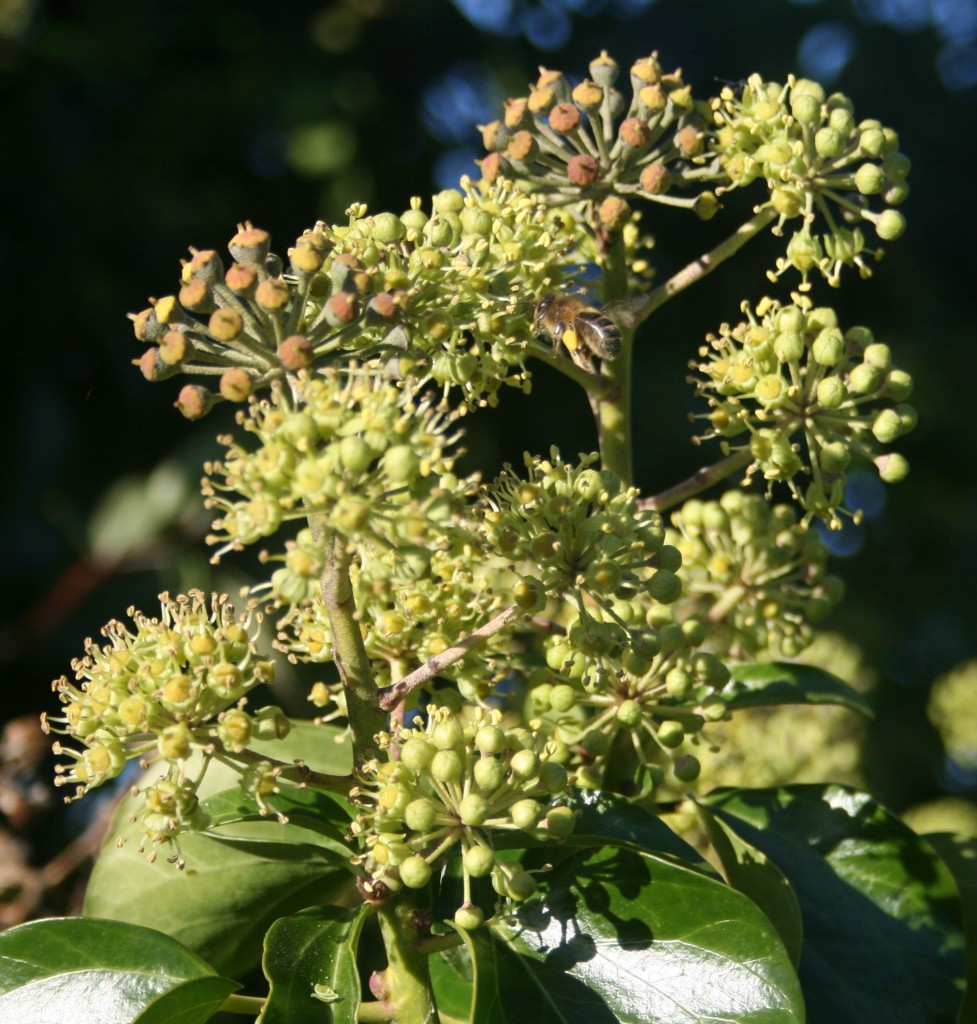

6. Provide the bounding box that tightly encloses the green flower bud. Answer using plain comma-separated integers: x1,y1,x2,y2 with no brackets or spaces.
848,363,882,395
875,209,906,241
537,760,568,794
433,189,464,214
454,904,485,930
510,749,540,779
430,749,464,783
506,871,537,901
648,569,682,604
673,754,701,782
819,441,851,473
463,845,495,878
459,793,490,826
816,376,847,409
370,213,406,244
475,725,506,755
812,328,845,366
400,737,436,772
474,756,506,791
399,855,432,889
854,163,885,195
549,684,578,713
814,126,845,158
432,716,466,751
460,207,493,237
616,699,642,727
545,806,576,839
872,408,902,443
510,798,543,831
665,667,694,700
790,92,821,124
404,797,438,832
875,452,909,483
657,720,685,748
885,369,913,401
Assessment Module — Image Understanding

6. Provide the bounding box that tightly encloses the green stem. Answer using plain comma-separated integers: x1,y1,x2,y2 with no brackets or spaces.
219,993,266,1015
208,739,353,796
377,896,440,1024
321,532,386,770
596,228,634,485
638,449,753,513
635,206,778,327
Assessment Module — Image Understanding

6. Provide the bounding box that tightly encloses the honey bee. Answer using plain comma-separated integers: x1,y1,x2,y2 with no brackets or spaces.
533,294,622,367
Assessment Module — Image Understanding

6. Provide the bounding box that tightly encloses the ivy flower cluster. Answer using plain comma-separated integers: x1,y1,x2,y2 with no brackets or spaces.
202,368,461,560
132,179,585,412
927,660,977,770
481,450,724,789
42,592,283,862
351,706,575,930
692,295,915,526
712,74,909,288
479,51,717,223
276,524,514,701
668,490,844,659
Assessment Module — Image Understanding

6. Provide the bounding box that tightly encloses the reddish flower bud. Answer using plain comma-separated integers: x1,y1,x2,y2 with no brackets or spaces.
278,334,313,369
599,196,630,230
479,120,507,151
178,277,213,313
676,124,704,157
219,368,253,402
503,97,529,129
208,308,244,341
131,307,161,342
159,330,187,365
174,384,213,420
567,154,600,186
255,278,290,311
225,263,258,295
479,152,502,183
640,162,671,195
137,347,162,381
548,102,580,134
290,243,324,275
185,249,223,282
619,117,651,148
369,292,399,319
506,131,537,162
229,224,270,266
327,291,358,324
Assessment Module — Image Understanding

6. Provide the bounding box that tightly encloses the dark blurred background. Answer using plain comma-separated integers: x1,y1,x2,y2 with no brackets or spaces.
1,0,974,913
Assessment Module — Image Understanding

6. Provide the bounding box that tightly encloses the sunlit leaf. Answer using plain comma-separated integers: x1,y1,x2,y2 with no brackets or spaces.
0,917,237,1024
488,845,804,1023
706,784,967,1024
718,663,872,717
257,905,366,1024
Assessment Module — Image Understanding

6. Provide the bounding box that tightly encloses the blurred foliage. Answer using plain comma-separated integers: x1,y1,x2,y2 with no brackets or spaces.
1,0,974,893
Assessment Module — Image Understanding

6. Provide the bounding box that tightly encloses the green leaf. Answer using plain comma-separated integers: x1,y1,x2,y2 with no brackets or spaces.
200,785,353,852
257,905,366,1024
696,803,804,966
489,845,804,1023
924,833,977,1024
428,941,474,1021
718,663,873,717
493,789,716,876
705,784,967,1024
0,917,237,1024
85,821,357,978
85,721,357,978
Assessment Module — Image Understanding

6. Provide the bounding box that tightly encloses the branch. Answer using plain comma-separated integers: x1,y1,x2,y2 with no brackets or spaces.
321,533,387,769
210,739,354,796
634,206,778,327
638,449,753,513
378,605,522,712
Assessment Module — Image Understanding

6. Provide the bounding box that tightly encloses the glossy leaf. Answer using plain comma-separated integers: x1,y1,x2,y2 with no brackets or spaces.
85,821,357,977
85,721,356,977
200,785,353,853
696,803,804,966
924,832,977,1024
718,663,872,717
490,845,804,1023
257,905,366,1024
0,917,237,1024
705,785,967,1024
428,940,474,1021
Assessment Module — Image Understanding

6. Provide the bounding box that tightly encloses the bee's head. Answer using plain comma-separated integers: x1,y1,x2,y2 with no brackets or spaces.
533,294,554,330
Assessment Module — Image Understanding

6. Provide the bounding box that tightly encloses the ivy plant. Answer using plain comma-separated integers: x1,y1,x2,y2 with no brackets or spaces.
2,49,970,1024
